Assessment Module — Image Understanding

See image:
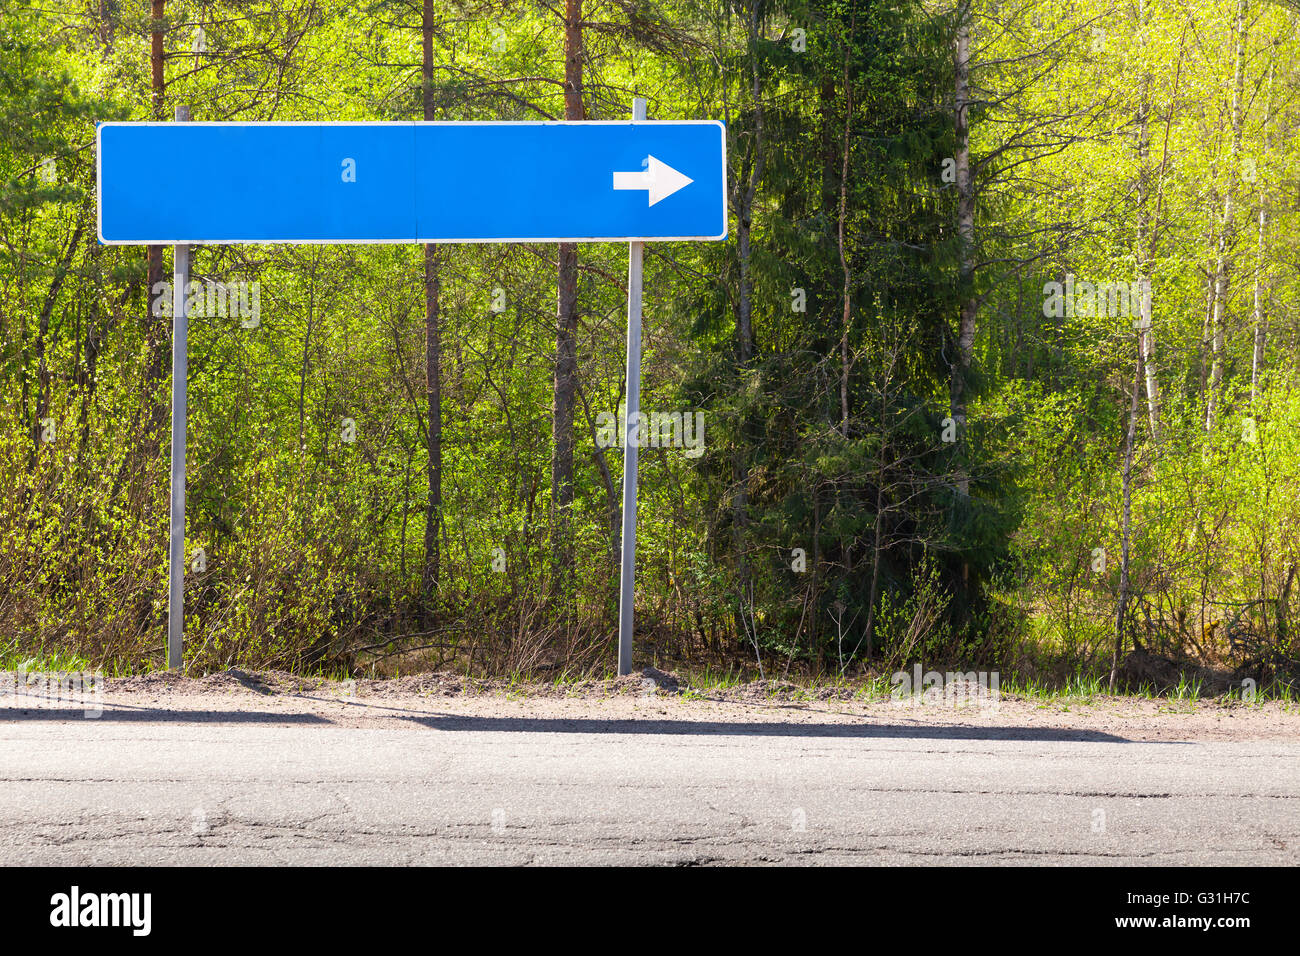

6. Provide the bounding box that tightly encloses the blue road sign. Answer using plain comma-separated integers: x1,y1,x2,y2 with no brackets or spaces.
97,121,728,244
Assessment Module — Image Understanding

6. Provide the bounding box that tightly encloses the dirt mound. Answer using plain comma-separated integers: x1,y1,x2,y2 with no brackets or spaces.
105,667,331,696
109,670,186,693
725,679,854,702
358,673,479,698
612,666,681,695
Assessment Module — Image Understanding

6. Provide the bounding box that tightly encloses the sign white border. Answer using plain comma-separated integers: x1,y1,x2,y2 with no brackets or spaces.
96,120,729,245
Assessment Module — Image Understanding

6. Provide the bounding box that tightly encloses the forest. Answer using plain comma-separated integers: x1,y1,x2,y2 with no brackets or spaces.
2,0,1299,694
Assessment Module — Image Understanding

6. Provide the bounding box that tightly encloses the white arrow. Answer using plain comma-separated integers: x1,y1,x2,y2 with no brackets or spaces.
612,155,694,207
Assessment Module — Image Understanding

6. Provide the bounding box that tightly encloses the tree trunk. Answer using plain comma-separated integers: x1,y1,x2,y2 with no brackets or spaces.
951,0,975,495
1134,4,1161,439
1207,0,1249,432
836,22,854,439
421,0,442,597
1250,208,1267,403
146,0,167,387
1110,355,1143,691
1251,62,1274,405
550,0,584,592
735,1,763,367
731,2,765,624
80,234,103,450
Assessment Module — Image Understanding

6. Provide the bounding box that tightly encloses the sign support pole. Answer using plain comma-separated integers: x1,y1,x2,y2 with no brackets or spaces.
616,96,647,677
166,104,190,670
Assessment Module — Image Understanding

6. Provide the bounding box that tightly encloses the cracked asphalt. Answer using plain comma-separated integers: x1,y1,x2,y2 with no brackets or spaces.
1,681,1297,864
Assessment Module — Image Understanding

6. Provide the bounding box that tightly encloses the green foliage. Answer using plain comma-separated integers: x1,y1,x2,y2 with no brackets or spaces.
1,0,1299,692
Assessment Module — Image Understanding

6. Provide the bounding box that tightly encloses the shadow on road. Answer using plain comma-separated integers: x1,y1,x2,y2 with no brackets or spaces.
2,706,1176,743
401,714,1142,743
1,707,332,724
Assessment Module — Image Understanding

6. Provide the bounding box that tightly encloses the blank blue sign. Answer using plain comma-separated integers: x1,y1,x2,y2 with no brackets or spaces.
97,121,728,244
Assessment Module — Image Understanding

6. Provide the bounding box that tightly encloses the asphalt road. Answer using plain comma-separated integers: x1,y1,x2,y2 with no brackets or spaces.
2,704,1297,865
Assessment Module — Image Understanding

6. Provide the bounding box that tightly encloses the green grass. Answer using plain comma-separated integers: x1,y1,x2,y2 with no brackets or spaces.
0,645,108,675
1172,674,1204,701
1234,679,1300,706
678,664,745,691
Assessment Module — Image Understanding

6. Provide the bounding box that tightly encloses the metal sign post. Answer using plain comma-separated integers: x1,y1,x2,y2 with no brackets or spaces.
166,105,190,670
617,98,647,676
